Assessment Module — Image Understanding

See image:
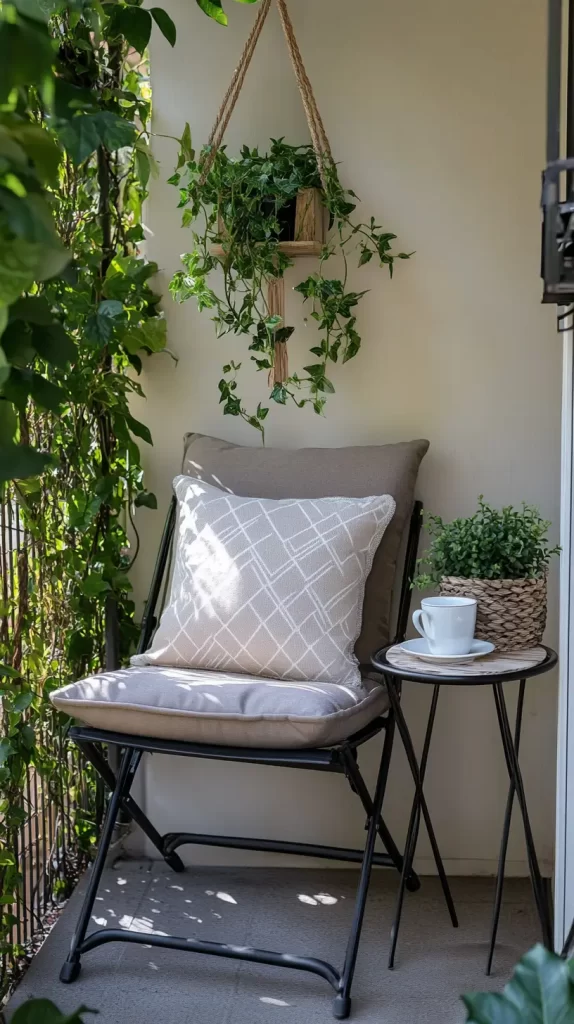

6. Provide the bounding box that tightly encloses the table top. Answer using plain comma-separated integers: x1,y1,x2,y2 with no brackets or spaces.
371,643,557,685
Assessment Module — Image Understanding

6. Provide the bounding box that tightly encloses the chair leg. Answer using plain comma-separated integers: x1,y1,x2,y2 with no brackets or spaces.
79,740,185,874
334,736,395,1018
342,722,420,893
60,747,136,982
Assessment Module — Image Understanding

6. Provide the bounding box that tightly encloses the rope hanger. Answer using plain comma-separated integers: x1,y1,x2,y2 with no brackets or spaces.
200,0,335,187
199,0,335,385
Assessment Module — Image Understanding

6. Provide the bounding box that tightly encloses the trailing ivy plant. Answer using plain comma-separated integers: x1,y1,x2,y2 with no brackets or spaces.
170,137,412,440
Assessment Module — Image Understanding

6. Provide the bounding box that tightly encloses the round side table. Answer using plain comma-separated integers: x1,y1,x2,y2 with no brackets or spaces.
371,642,557,973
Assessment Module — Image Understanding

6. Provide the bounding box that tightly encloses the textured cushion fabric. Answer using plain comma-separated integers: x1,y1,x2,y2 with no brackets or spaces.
133,476,395,688
182,433,429,663
50,667,389,749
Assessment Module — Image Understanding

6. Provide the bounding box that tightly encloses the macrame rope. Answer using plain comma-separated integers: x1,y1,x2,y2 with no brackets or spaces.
200,0,335,384
274,0,334,187
199,0,273,183
200,0,334,188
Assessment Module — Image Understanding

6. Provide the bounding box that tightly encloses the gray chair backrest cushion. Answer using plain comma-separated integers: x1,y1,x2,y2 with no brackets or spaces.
182,433,429,664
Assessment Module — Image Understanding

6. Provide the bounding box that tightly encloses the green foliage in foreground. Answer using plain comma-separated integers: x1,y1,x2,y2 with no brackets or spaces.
464,944,574,1024
414,497,560,588
10,1000,96,1023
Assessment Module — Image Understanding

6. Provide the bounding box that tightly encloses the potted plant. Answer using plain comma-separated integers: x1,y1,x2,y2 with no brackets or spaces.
169,135,411,441
413,498,560,651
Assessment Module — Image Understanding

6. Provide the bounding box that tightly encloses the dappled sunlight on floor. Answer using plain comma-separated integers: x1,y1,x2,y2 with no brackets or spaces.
7,862,540,1024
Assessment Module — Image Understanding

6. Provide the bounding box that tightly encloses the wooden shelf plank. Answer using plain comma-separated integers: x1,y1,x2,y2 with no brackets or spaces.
210,240,323,258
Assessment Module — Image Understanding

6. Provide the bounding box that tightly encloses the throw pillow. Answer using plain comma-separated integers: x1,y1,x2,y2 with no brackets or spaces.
133,476,396,686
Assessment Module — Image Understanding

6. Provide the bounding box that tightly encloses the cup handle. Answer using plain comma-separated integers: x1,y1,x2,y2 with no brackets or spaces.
413,609,428,640
411,606,429,638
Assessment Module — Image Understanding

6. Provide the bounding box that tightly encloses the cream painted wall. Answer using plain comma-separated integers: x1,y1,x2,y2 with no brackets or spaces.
129,0,562,873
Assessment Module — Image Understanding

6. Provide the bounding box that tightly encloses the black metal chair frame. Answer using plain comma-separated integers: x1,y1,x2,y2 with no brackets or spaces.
60,499,429,1020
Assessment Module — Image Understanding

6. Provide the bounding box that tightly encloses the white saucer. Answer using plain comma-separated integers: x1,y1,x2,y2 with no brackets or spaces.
399,639,495,664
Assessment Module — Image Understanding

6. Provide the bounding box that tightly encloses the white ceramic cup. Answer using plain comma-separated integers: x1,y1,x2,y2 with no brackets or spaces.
412,596,477,656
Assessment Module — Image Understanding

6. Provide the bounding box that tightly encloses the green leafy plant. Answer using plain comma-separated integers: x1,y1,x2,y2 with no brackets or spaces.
195,0,260,27
463,944,574,1024
0,0,182,998
7,999,96,1023
413,498,560,589
169,137,411,441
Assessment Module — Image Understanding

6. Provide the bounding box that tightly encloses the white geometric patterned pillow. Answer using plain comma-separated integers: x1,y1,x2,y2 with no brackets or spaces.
133,476,396,688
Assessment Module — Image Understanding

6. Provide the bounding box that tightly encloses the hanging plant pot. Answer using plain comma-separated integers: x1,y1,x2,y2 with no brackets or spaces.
213,187,326,257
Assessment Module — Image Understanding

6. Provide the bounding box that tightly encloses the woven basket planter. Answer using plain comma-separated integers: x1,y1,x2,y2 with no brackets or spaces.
439,575,547,651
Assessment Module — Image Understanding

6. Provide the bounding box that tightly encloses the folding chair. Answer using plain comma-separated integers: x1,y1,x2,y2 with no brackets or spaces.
53,454,427,1019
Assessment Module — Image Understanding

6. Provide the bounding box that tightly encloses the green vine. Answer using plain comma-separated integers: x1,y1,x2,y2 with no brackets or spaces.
0,0,181,996
169,137,412,440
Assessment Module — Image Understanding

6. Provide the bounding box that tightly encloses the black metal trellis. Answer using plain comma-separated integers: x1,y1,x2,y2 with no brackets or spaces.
0,492,100,999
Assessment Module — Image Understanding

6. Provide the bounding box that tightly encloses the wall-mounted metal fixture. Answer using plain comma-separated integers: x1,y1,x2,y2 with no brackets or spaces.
542,0,574,307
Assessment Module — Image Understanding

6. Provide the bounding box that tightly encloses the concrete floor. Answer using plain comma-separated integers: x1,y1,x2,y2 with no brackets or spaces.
7,861,539,1024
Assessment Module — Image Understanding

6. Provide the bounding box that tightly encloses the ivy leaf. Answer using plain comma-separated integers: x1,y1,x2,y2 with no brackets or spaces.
0,739,14,766
68,494,102,530
11,124,61,186
0,239,43,307
150,7,177,46
463,945,574,1024
358,248,373,266
121,318,167,354
0,20,54,104
0,443,50,482
11,1000,97,1024
96,112,137,152
80,573,110,597
12,692,33,714
54,80,99,120
58,113,136,165
134,147,150,188
98,299,123,318
125,414,153,445
270,383,287,405
107,4,153,54
9,296,53,326
134,490,158,509
29,373,66,411
57,116,100,165
86,301,123,345
67,632,93,663
31,324,77,367
0,346,10,387
12,0,50,22
195,0,227,26
0,664,20,678
176,122,194,169
0,400,17,443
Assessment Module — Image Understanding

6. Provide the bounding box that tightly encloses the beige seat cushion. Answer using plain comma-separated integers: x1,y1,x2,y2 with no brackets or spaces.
50,667,389,749
134,477,395,688
182,433,429,663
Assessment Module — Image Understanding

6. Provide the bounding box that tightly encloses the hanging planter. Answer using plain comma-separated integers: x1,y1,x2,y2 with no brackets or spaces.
169,0,412,440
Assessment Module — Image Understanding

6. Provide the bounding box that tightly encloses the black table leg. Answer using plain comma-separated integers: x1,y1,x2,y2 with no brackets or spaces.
492,681,553,950
385,677,458,968
486,679,525,975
